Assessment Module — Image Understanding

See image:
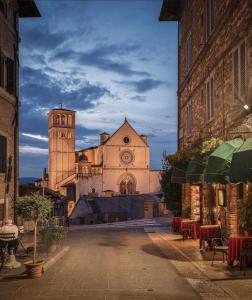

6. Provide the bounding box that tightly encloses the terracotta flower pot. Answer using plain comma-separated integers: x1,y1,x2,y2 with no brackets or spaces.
24,260,44,278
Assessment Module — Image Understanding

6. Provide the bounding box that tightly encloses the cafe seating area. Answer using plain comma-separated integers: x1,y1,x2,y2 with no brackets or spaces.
171,216,252,274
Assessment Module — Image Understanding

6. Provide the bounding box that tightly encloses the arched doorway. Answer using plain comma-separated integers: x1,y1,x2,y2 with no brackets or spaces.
120,181,127,194
118,173,136,195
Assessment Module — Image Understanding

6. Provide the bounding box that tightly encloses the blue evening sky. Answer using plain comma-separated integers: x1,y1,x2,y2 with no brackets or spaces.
19,0,178,178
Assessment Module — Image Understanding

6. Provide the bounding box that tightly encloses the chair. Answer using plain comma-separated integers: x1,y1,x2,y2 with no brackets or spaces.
181,225,192,240
0,232,16,271
211,237,228,266
240,239,252,275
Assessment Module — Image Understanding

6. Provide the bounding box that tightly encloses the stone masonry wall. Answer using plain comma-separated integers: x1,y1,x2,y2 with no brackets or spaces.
178,1,252,234
0,1,19,221
179,1,252,146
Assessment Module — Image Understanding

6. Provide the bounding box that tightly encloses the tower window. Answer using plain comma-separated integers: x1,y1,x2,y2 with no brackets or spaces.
57,114,61,125
68,114,72,126
62,114,66,125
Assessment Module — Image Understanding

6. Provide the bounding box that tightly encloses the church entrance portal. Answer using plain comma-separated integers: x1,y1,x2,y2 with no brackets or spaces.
118,173,136,195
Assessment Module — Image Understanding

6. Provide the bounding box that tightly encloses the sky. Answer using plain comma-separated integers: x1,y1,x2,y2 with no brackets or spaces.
19,0,178,178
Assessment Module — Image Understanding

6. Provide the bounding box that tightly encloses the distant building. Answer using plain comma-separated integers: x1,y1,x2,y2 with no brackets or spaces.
47,108,161,206
0,0,40,222
160,0,252,235
70,194,162,225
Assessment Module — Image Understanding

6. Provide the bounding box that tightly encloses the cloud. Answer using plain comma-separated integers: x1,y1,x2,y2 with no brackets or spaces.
116,78,164,93
20,146,48,155
130,95,146,102
21,27,66,51
20,67,111,110
53,44,150,77
18,0,178,176
21,133,48,142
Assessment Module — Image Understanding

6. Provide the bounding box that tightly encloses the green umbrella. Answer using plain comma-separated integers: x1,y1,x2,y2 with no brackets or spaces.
230,138,252,183
205,138,244,184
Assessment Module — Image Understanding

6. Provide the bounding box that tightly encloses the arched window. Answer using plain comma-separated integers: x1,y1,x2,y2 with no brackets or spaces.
62,114,66,125
57,114,61,125
68,114,72,126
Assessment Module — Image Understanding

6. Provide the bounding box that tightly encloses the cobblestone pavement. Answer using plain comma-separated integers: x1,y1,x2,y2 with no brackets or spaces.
0,229,201,300
148,232,241,300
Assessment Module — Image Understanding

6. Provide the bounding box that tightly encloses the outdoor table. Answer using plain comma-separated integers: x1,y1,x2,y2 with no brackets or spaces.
172,217,183,233
181,220,199,239
199,225,221,248
228,236,252,266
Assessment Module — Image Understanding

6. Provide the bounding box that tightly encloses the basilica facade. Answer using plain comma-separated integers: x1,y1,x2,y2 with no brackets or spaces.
48,108,161,202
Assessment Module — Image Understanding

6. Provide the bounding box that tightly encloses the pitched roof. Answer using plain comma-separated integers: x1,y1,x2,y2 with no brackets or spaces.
103,118,148,146
78,145,98,153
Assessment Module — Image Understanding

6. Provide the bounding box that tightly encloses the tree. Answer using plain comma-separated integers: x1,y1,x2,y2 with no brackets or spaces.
16,192,52,264
160,153,182,215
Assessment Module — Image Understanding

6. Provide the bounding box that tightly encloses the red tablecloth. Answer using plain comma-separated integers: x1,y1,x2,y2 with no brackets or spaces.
228,236,252,266
199,225,221,248
181,220,199,239
172,217,183,233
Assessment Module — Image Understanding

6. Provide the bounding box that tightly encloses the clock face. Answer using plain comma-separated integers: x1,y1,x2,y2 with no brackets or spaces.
120,150,134,165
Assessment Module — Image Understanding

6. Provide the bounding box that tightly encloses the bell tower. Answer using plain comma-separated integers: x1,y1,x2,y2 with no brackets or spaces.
48,108,76,191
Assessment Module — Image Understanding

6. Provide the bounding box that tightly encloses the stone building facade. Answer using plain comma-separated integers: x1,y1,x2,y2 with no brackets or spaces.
160,0,252,234
48,108,161,208
0,0,40,221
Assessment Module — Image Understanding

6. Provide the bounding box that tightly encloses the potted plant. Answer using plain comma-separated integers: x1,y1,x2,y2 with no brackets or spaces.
16,192,52,278
182,206,191,219
42,218,65,253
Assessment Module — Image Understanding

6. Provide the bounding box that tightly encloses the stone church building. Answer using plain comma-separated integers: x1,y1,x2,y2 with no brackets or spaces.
48,108,161,203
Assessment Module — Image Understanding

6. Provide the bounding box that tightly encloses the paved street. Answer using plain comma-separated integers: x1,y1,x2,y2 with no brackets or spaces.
0,228,201,300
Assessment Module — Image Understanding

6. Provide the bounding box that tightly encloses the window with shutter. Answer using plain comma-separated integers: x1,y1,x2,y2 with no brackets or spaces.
6,57,14,95
186,101,192,136
206,78,214,120
205,0,214,40
0,135,7,173
233,41,247,102
0,53,4,88
0,0,6,17
240,42,246,99
233,49,239,100
186,32,192,74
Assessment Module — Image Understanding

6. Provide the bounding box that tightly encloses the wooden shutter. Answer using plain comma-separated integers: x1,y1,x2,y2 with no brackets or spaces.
206,0,214,40
186,33,192,74
0,0,5,15
239,42,246,99
0,135,7,173
233,49,239,100
207,81,210,120
0,52,4,88
6,57,14,95
210,78,214,119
